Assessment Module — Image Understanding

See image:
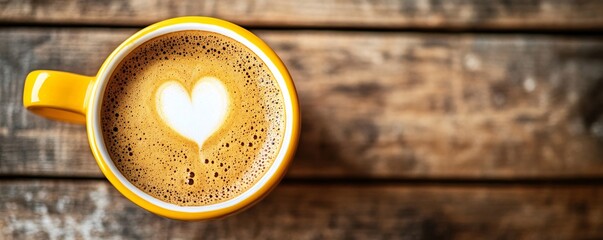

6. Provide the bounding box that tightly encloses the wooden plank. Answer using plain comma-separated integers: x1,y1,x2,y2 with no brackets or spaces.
2,28,603,178
0,180,602,239
1,0,603,30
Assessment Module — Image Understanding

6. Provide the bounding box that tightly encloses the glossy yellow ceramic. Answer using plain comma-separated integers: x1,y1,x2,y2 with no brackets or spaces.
22,17,300,220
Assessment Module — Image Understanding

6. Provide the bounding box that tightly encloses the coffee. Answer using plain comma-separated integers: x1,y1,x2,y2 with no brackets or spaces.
101,30,286,206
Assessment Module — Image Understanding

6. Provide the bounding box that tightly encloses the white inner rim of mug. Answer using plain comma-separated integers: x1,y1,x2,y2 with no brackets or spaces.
91,23,294,213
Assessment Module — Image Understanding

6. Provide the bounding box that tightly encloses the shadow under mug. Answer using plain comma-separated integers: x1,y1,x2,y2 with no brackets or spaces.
22,17,300,220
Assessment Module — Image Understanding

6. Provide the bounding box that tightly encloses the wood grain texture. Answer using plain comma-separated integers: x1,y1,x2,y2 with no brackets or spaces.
1,0,603,29
2,28,603,178
0,180,602,239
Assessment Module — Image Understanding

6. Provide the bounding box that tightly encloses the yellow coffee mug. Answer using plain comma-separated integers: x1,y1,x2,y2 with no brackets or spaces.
22,17,300,220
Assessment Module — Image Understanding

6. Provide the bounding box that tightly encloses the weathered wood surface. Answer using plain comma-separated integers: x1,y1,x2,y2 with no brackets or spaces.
2,28,603,178
1,0,603,30
1,180,602,239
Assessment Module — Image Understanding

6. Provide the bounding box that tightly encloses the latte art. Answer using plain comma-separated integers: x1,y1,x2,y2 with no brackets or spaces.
156,77,229,148
101,30,285,206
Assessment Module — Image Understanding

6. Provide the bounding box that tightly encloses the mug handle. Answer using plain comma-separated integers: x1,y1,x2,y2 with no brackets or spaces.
23,70,95,124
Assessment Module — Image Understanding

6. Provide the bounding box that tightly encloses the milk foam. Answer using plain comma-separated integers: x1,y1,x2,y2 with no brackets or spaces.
156,77,229,148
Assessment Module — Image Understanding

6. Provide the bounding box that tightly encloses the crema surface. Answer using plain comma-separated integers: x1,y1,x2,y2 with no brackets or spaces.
101,30,285,206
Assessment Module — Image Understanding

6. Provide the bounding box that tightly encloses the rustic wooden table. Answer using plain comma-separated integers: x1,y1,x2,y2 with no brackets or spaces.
2,0,603,239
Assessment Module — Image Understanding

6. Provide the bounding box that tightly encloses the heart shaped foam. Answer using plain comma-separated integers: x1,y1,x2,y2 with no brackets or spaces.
156,77,229,148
